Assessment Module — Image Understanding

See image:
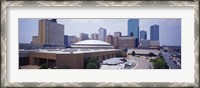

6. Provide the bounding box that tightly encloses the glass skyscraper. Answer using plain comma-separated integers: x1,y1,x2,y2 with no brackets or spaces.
150,24,159,41
128,19,139,38
140,30,147,40
128,19,139,47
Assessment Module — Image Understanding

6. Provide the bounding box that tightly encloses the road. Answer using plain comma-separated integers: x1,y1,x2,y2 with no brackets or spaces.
161,50,180,69
127,55,151,69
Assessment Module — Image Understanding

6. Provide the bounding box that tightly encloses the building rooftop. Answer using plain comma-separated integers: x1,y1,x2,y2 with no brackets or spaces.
74,40,111,45
20,48,120,54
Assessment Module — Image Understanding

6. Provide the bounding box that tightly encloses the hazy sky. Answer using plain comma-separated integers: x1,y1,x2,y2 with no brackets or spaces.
19,18,181,46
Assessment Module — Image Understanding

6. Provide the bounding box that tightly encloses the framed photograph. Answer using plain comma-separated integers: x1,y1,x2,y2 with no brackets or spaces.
1,0,199,87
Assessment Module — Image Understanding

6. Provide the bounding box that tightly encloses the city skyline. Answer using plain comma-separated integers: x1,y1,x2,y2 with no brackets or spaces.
19,18,181,46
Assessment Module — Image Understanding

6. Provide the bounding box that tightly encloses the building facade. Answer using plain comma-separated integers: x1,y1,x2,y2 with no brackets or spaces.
32,36,39,44
128,19,139,47
91,33,99,40
140,30,147,40
38,19,64,46
150,24,159,41
106,35,114,45
64,35,68,47
150,41,160,48
140,40,150,48
68,36,78,47
118,36,136,49
29,49,120,69
114,32,122,37
79,33,89,41
98,27,107,41
113,37,119,49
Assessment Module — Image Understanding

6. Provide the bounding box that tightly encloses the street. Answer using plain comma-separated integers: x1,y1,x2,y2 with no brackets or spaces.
161,50,180,69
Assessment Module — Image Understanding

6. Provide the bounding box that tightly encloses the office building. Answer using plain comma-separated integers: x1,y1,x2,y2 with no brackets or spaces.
98,27,107,41
114,32,122,37
140,40,150,48
150,41,160,48
118,36,136,49
64,35,68,47
140,30,147,40
128,19,139,47
150,24,159,41
91,33,98,40
113,37,119,49
106,35,114,45
68,36,78,47
38,19,64,46
32,36,39,44
79,33,89,41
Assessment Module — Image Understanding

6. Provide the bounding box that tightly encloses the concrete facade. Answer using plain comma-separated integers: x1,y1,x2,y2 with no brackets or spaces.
106,35,114,45
91,33,99,40
29,49,120,69
38,19,64,46
118,36,136,49
32,36,39,44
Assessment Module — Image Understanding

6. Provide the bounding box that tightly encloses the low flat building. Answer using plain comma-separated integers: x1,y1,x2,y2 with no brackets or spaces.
128,49,160,56
28,49,120,69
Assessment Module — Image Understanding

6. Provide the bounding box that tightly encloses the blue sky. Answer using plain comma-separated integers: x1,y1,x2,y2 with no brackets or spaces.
19,18,181,46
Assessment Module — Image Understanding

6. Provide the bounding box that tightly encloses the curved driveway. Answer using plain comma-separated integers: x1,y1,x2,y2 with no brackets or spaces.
127,55,152,69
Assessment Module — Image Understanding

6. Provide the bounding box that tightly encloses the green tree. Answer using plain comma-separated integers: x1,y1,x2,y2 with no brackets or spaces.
153,57,169,69
131,51,136,56
85,57,100,69
86,62,98,69
39,64,48,69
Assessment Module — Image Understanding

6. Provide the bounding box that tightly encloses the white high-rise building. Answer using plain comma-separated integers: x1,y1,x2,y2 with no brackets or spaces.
91,33,98,40
98,27,107,41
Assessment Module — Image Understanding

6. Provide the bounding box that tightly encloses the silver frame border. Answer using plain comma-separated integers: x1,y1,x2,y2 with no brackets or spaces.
1,1,199,87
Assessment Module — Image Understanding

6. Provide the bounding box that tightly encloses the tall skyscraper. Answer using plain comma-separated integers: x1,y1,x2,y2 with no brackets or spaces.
140,30,147,40
106,35,114,45
114,32,122,37
91,33,98,40
38,19,64,46
98,27,107,41
128,19,139,47
64,35,68,47
79,33,89,41
150,24,159,41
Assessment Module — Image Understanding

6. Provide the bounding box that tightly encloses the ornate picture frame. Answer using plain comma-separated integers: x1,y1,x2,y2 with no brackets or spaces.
1,0,199,87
